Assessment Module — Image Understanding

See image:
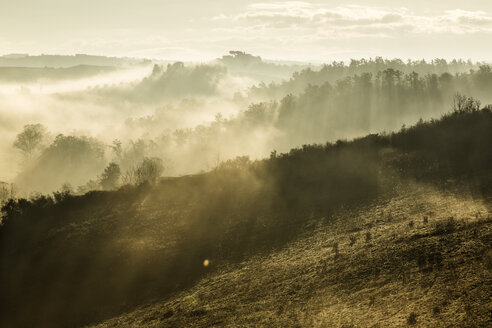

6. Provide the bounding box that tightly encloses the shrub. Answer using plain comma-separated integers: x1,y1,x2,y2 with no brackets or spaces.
432,306,440,315
407,312,417,325
484,249,492,270
136,157,164,185
434,217,457,235
445,217,457,233
417,253,427,270
333,242,339,259
123,158,164,185
349,235,357,247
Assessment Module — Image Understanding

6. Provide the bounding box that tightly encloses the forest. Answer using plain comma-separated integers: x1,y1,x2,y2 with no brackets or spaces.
2,55,492,195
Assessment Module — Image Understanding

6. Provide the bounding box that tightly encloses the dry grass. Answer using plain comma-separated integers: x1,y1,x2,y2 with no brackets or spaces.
88,180,492,327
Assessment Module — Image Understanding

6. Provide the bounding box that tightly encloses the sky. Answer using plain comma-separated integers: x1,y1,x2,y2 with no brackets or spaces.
2,0,492,62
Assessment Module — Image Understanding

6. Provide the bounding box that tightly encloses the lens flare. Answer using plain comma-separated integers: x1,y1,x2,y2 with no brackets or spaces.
203,259,210,267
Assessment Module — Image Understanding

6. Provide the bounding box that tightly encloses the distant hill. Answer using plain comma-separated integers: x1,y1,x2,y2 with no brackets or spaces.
247,58,484,101
0,65,120,83
0,54,150,68
217,50,313,82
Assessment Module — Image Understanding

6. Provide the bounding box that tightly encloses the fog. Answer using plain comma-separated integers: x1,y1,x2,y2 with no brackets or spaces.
0,66,152,95
2,2,492,327
1,52,491,196
0,54,272,193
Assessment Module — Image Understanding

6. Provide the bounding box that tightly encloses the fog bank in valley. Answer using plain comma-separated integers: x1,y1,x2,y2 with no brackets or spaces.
1,52,491,196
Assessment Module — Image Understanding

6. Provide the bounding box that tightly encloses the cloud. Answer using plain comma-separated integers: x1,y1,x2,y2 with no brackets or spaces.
3,2,492,62
214,2,492,38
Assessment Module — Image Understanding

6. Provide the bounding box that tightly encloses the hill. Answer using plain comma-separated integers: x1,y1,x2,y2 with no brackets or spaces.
91,181,491,327
0,54,149,68
0,65,118,83
1,107,491,327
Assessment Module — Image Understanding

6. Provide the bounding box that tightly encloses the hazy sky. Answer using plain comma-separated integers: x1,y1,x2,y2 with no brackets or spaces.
2,1,492,62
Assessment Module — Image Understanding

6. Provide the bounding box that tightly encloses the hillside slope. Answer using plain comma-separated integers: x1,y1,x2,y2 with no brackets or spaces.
1,108,491,327
89,181,491,327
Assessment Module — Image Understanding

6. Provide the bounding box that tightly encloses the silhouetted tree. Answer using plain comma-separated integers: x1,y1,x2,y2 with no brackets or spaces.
13,123,47,158
15,134,105,193
110,139,122,160
0,182,15,206
135,157,164,185
99,162,121,190
452,93,481,113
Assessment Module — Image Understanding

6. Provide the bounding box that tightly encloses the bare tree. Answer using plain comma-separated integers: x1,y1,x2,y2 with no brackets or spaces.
122,158,164,185
121,166,137,185
453,93,481,113
0,182,15,206
136,157,164,184
13,124,47,158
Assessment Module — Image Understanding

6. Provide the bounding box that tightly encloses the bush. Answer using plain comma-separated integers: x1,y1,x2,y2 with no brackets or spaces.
349,235,357,247
484,249,492,270
123,157,164,185
433,306,441,315
434,217,457,235
407,312,417,325
136,157,164,184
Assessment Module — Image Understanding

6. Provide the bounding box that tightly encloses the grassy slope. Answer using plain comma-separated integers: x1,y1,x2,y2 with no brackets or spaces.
1,109,491,328
90,181,491,327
